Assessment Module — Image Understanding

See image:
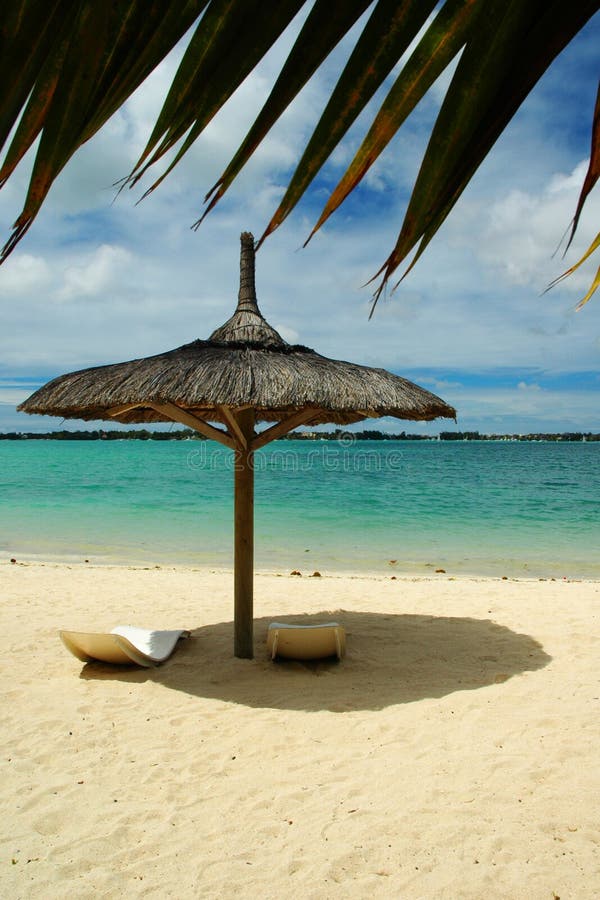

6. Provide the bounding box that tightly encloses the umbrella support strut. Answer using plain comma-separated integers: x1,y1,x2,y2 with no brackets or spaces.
234,408,255,658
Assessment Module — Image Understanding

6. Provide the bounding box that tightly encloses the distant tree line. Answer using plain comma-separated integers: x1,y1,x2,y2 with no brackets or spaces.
438,431,600,442
1,429,598,442
0,429,206,440
281,429,432,441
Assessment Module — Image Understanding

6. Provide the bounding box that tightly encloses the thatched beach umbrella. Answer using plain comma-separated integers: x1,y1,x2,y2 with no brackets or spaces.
19,232,455,658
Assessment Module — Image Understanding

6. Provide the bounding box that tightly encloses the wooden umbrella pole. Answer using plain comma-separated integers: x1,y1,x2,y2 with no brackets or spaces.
234,407,256,658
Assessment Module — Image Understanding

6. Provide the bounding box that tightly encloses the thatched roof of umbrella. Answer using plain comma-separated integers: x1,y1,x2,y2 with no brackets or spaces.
19,232,456,660
19,232,455,434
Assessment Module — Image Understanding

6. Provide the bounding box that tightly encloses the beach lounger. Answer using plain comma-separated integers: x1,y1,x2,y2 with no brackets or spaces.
59,626,190,667
267,622,346,661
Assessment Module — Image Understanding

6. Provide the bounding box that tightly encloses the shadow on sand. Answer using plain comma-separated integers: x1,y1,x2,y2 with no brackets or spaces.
80,610,551,712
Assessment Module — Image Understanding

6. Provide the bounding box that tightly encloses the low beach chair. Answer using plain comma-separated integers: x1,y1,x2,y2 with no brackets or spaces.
59,626,190,667
267,621,346,661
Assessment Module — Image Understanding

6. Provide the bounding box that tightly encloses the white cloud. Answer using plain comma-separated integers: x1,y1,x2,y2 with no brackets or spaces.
548,160,589,194
476,159,599,294
0,254,51,294
57,245,133,301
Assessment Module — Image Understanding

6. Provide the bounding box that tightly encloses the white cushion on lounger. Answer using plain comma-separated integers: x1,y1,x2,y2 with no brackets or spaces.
59,626,190,667
267,621,346,660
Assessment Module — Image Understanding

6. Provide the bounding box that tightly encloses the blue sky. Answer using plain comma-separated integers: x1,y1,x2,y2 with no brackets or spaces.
1,8,599,435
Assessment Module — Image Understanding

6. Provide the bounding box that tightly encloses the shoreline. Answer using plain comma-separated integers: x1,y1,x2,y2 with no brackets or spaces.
4,556,600,584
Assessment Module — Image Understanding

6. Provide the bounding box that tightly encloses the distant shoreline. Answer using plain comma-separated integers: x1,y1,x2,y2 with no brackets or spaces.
4,557,599,583
3,558,599,583
2,428,599,442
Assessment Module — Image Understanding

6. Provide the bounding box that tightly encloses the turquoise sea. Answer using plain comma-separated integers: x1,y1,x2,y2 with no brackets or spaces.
1,439,598,578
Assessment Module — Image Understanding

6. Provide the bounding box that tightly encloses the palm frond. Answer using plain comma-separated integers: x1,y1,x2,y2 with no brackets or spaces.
0,0,598,304
0,0,210,259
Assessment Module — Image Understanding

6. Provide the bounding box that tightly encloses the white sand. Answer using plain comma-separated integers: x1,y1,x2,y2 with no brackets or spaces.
1,561,599,899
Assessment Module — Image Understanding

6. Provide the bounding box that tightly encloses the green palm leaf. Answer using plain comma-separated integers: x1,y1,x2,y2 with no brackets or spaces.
0,0,597,303
0,0,210,258
126,0,307,198
199,0,374,226
294,0,478,250
0,0,67,155
369,0,599,304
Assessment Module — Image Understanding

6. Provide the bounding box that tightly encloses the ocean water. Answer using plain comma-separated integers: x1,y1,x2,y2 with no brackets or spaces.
1,439,598,578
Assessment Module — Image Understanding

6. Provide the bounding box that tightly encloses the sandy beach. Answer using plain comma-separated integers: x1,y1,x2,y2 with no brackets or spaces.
1,561,599,898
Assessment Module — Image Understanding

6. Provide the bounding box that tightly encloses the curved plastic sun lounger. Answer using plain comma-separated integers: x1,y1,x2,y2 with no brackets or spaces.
267,622,346,661
59,626,190,667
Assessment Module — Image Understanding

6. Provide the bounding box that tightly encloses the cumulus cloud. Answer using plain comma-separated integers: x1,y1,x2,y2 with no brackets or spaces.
477,160,599,294
0,254,51,294
57,245,134,301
